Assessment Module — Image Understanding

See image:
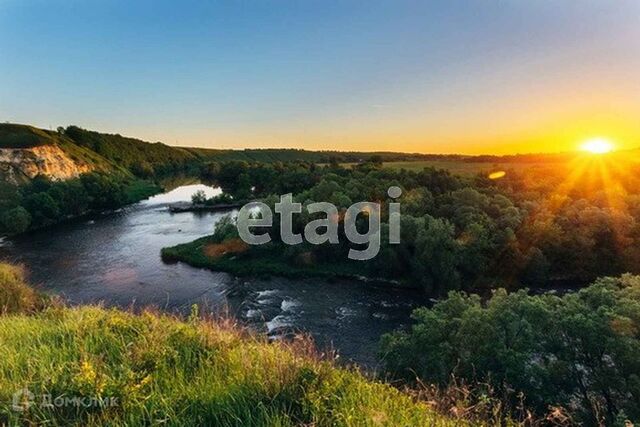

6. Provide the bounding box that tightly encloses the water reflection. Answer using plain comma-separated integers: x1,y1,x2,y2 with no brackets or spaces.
141,183,221,206
0,184,232,312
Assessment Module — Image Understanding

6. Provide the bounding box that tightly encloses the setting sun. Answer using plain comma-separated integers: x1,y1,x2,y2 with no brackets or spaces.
580,138,615,154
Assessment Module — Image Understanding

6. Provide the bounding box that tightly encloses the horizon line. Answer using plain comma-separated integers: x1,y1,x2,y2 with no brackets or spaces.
7,121,638,159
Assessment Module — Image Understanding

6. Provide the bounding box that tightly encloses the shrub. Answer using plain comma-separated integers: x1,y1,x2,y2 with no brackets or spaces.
191,189,207,205
0,206,31,234
380,276,640,425
0,264,47,314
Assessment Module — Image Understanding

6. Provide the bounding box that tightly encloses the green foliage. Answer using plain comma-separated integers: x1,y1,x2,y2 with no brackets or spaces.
191,189,207,205
204,192,235,206
0,262,458,427
161,237,369,281
0,206,31,234
196,162,528,294
211,215,239,243
190,147,436,164
194,156,640,295
22,192,61,225
64,125,200,177
0,181,21,209
0,264,48,314
0,173,161,235
380,275,640,425
122,180,162,203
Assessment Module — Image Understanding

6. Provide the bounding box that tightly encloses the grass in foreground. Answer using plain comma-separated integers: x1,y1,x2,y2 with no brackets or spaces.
0,263,461,426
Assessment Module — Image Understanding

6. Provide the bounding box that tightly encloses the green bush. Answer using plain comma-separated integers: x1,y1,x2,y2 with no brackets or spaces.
0,206,31,234
380,276,640,425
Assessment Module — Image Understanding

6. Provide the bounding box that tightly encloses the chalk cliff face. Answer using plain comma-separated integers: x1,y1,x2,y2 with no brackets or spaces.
0,145,93,184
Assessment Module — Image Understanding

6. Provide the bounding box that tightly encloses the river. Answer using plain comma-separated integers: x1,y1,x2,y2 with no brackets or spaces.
0,184,423,368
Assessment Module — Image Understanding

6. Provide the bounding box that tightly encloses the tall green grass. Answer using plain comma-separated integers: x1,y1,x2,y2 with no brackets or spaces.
0,262,465,426
0,307,464,426
0,264,48,314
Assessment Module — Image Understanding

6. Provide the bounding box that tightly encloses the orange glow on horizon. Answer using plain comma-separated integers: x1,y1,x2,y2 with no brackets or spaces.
110,106,640,156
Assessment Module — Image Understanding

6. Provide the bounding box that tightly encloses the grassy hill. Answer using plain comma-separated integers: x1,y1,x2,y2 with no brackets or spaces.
0,124,127,180
0,124,60,149
0,263,467,426
0,124,209,179
0,124,117,173
64,126,203,176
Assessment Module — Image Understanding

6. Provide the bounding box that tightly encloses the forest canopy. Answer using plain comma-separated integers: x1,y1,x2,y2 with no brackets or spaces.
196,155,640,293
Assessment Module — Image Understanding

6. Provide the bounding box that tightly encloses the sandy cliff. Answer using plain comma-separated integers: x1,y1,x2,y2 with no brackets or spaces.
0,144,93,184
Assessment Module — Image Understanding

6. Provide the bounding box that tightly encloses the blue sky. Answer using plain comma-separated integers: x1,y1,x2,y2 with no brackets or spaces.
1,0,639,153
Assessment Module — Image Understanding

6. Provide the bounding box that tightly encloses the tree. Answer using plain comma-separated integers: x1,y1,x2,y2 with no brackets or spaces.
412,216,461,294
0,206,31,234
0,181,20,211
234,173,252,200
211,215,239,243
81,173,126,210
191,190,207,205
23,192,61,226
131,161,155,178
380,275,640,425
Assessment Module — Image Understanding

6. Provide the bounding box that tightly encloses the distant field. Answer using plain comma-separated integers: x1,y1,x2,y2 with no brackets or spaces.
380,151,640,176
340,160,554,176
384,160,512,175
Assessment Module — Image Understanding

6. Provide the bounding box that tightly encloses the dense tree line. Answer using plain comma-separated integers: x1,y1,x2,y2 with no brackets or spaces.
0,173,157,235
60,126,430,179
63,126,203,178
202,159,640,293
193,147,442,164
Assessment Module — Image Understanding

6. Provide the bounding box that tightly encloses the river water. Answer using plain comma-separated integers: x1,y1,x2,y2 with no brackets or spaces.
0,184,422,368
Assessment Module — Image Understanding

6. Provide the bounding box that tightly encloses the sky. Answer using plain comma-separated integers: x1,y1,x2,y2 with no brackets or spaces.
1,0,639,154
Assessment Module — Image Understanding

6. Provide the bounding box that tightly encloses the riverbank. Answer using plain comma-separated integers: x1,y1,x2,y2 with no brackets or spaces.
0,177,162,238
0,262,462,426
161,236,417,288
